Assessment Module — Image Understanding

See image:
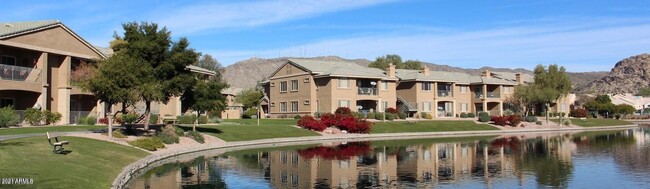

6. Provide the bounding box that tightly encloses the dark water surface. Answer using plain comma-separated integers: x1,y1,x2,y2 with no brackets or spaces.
126,128,650,188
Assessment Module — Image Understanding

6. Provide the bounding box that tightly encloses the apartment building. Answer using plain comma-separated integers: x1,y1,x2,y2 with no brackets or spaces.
263,59,398,118
0,20,217,125
0,20,107,124
220,87,244,119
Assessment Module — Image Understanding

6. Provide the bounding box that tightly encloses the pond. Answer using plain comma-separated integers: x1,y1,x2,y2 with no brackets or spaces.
125,127,650,188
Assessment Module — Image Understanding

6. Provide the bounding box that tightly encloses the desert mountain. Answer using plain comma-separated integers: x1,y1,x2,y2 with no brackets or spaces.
223,56,607,91
577,53,650,94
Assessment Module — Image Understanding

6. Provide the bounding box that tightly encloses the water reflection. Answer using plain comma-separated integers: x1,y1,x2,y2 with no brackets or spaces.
127,127,650,189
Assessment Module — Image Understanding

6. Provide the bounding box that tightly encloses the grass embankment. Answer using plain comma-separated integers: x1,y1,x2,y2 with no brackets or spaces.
371,120,499,134
551,118,632,127
178,120,319,142
0,125,104,136
0,136,148,189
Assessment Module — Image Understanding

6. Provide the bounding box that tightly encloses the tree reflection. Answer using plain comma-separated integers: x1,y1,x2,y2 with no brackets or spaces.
515,137,574,188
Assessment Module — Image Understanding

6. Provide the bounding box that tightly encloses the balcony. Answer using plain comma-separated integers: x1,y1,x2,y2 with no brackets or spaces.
437,90,452,97
0,64,42,83
487,92,500,98
358,87,377,95
474,92,484,98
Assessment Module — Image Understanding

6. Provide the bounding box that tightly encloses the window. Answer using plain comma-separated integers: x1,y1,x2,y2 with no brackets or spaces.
291,174,299,187
280,102,287,112
504,86,512,93
561,103,568,111
304,100,310,105
422,101,432,112
290,80,298,91
2,56,16,65
460,86,468,93
281,171,288,184
304,78,310,83
461,103,469,112
422,82,431,91
381,81,388,90
271,102,275,107
292,153,299,165
382,101,389,111
291,101,298,112
338,100,350,108
280,81,287,92
270,82,275,87
338,78,349,88
281,152,288,164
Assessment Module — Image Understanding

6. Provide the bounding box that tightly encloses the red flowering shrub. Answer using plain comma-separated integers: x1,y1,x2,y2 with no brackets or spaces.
297,115,327,131
335,107,352,115
491,116,508,126
385,107,398,114
98,118,109,125
297,142,371,160
507,115,522,126
351,120,372,133
336,115,357,130
320,113,337,126
570,108,588,118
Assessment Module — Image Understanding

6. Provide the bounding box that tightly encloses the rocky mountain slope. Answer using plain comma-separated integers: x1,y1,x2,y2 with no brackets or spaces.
577,53,650,94
224,56,607,91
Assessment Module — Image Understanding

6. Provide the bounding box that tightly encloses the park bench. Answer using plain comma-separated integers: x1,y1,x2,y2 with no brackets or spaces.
46,132,69,154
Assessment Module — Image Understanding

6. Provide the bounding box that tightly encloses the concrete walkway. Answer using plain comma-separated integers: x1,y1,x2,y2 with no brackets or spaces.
0,131,93,141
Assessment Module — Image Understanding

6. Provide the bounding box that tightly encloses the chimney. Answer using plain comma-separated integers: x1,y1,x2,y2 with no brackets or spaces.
421,66,430,76
483,69,491,78
387,63,396,78
515,72,523,84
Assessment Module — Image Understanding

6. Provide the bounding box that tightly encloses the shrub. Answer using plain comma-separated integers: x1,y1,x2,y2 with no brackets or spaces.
122,113,139,124
335,107,352,115
535,121,543,125
366,112,376,119
173,125,185,136
149,114,159,124
297,115,327,131
128,137,164,151
563,119,572,126
420,112,429,119
478,112,490,122
425,113,433,119
336,116,372,133
294,115,302,119
156,125,180,144
198,115,208,124
571,109,588,118
560,112,566,117
314,112,325,118
460,113,468,118
79,116,97,125
186,131,205,144
98,118,109,125
398,112,407,119
320,113,337,127
507,115,522,126
467,112,476,118
177,114,197,124
24,108,42,125
415,113,420,119
524,116,538,123
385,107,398,114
385,113,395,121
348,112,364,119
503,109,514,116
375,113,385,120
243,108,258,119
491,116,508,126
112,129,127,138
350,120,372,133
0,106,19,127
43,110,62,125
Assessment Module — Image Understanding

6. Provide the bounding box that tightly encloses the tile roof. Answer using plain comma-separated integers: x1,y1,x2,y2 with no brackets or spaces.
491,71,534,83
0,20,60,39
221,87,244,95
288,59,391,79
395,69,517,85
186,65,216,76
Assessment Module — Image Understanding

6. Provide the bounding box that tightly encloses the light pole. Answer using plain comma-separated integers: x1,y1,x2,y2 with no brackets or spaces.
371,81,385,123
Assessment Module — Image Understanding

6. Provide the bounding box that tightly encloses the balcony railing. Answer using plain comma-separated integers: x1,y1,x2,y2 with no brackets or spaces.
474,92,483,98
0,64,42,83
437,90,452,97
487,92,500,98
358,87,377,95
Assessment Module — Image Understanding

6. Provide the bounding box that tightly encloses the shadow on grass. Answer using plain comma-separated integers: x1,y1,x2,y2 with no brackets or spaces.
176,125,223,134
0,141,26,147
56,150,73,155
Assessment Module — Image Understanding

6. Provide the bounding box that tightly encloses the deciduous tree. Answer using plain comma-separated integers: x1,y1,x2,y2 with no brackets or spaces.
368,54,423,70
182,80,228,131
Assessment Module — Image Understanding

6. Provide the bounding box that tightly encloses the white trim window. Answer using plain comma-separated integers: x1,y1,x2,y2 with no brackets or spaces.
280,81,288,92
461,103,469,112
290,80,299,91
338,78,350,88
460,86,468,93
422,82,431,91
291,101,299,112
383,101,389,111
381,81,388,91
504,86,513,93
280,102,287,112
338,100,350,108
422,101,432,112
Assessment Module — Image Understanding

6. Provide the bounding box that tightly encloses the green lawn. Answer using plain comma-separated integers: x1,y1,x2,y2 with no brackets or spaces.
0,125,104,136
371,120,499,134
218,119,297,126
552,118,633,127
0,136,148,189
177,125,319,142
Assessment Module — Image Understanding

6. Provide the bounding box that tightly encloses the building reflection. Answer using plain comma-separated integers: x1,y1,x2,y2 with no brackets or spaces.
128,128,649,189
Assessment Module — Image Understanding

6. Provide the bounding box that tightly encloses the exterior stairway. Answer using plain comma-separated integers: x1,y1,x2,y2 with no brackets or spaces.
397,96,418,113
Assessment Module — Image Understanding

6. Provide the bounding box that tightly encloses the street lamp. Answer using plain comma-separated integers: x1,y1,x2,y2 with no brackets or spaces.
371,81,385,122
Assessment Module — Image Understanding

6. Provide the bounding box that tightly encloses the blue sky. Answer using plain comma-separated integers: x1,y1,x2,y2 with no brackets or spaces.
4,0,650,72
